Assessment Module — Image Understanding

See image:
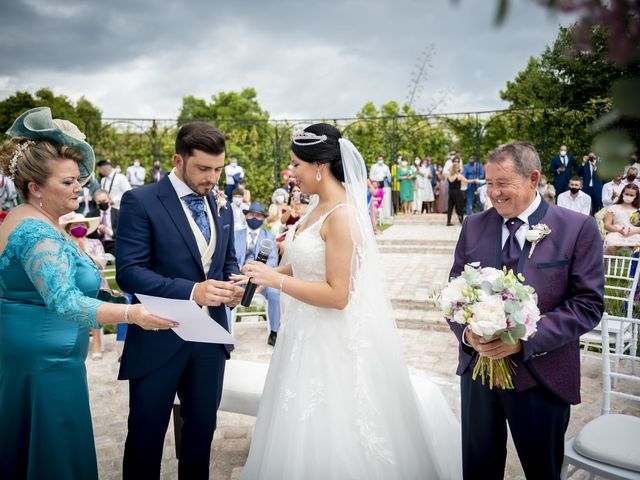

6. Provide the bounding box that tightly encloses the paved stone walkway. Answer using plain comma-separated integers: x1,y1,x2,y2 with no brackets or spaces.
87,213,638,479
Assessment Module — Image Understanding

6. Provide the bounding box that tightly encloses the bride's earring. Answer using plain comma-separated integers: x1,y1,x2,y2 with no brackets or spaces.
316,167,322,182
36,195,43,208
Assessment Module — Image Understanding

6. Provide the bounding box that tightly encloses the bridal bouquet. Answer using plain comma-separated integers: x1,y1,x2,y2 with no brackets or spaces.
441,264,540,389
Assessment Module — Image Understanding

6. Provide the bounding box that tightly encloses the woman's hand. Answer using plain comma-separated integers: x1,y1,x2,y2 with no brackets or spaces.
129,304,178,330
243,261,280,289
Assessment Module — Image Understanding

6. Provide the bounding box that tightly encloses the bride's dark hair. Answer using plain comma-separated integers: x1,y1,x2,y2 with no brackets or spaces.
290,123,344,182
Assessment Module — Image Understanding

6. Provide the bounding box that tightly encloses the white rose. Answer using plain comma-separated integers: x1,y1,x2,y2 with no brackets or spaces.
478,267,503,284
52,119,86,141
520,301,541,339
440,277,468,311
469,293,507,337
453,308,468,325
525,229,544,243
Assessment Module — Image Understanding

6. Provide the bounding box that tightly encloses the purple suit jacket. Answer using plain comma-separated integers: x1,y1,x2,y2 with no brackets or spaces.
448,199,604,404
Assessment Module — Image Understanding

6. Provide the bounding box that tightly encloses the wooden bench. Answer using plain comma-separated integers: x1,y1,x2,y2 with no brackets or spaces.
172,359,269,458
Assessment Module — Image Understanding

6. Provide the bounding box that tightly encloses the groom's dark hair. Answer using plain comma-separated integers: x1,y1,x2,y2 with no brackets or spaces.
175,122,226,159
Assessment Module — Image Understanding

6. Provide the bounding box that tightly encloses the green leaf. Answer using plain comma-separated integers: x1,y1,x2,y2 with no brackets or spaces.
611,78,640,118
592,130,636,172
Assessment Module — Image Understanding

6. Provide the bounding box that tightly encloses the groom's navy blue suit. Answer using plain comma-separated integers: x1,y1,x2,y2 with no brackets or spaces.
449,198,604,479
116,175,239,479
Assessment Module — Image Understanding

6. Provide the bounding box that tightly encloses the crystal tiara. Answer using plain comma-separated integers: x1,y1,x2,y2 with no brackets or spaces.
291,130,327,146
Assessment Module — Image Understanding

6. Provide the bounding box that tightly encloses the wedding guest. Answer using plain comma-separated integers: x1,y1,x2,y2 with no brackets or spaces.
557,176,591,216
0,107,174,480
550,144,577,197
435,164,447,214
603,183,640,254
230,188,248,232
449,141,603,479
391,157,401,214
267,187,288,235
60,212,107,360
579,152,602,212
447,159,470,226
397,157,414,215
224,156,244,200
234,202,281,346
537,174,556,204
416,157,435,213
87,189,119,255
76,172,100,215
370,154,392,221
624,166,640,189
98,159,131,208
149,160,168,183
368,179,384,234
126,158,146,188
280,184,304,228
462,155,485,214
239,178,251,204
602,171,626,207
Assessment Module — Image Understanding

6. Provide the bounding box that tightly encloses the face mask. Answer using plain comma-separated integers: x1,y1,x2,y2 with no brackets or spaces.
98,202,109,211
628,175,637,182
401,161,407,167
377,160,384,165
69,225,88,238
134,161,141,167
570,187,580,195
415,160,421,165
623,195,636,204
276,195,285,204
560,151,567,157
246,218,264,230
232,197,243,206
539,180,547,187
292,192,301,203
154,163,160,169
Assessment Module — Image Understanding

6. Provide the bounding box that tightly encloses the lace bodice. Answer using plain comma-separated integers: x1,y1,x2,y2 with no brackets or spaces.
0,218,101,328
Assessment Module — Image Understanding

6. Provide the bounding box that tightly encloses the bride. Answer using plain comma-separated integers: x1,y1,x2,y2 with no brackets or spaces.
237,124,461,479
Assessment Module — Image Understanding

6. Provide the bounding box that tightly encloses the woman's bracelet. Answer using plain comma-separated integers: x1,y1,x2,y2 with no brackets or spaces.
279,275,286,293
124,304,133,324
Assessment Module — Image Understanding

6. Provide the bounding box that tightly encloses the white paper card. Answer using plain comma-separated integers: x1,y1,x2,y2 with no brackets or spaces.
135,293,235,345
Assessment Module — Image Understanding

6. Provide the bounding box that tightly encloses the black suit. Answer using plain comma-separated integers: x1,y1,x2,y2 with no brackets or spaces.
87,207,119,254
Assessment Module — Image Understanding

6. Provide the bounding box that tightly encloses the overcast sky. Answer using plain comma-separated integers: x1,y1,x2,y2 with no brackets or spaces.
0,0,576,120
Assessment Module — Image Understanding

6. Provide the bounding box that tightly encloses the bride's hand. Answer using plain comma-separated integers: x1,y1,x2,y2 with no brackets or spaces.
230,273,250,286
244,261,279,289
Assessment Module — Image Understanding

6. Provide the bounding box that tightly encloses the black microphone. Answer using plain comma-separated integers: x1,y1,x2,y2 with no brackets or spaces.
241,238,274,307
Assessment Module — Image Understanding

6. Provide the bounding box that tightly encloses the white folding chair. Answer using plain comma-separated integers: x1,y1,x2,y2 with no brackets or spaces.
581,255,639,375
562,315,640,479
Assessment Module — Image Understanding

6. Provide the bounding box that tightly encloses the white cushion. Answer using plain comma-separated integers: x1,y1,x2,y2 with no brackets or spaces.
174,359,269,417
574,414,640,473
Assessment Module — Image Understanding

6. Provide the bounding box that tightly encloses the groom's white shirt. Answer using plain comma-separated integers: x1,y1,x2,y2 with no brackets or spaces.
168,169,217,301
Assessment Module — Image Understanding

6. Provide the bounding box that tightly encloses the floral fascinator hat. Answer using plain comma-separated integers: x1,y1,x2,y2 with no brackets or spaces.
6,107,95,185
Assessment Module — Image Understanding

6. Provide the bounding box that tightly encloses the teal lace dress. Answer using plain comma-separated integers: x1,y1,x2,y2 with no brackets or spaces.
0,219,102,480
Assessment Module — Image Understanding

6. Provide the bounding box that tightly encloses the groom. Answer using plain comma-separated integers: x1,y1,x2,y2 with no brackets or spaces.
448,142,604,479
116,122,243,479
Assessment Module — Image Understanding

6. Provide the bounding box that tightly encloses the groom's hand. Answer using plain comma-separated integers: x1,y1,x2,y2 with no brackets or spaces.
193,280,235,307
465,329,522,360
225,283,245,308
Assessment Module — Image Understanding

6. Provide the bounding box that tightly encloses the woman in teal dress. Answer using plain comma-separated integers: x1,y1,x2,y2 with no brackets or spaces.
397,157,415,215
0,107,176,480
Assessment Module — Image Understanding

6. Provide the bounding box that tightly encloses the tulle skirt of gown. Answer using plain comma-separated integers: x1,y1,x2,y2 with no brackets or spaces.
241,296,461,479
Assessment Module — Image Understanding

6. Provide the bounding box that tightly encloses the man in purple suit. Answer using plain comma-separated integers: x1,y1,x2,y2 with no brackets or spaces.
448,142,604,479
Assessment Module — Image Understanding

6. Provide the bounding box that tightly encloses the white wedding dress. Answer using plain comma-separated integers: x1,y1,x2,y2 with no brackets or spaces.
240,204,462,479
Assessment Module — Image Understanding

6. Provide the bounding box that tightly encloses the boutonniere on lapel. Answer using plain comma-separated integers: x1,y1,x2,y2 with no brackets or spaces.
525,224,552,259
213,186,227,216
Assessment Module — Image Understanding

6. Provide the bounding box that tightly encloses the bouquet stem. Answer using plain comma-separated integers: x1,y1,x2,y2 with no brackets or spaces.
472,356,516,390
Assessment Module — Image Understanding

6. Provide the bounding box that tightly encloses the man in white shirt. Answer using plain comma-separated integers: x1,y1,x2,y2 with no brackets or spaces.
224,157,244,200
602,171,626,207
97,159,132,208
557,176,591,216
230,188,248,231
126,158,146,188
